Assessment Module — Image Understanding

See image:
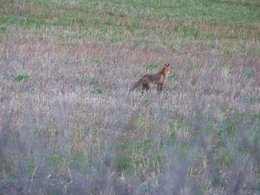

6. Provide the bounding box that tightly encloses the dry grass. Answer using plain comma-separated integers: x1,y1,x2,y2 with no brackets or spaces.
1,28,259,194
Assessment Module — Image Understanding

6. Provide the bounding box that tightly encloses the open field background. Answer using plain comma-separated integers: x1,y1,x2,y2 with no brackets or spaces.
0,0,259,194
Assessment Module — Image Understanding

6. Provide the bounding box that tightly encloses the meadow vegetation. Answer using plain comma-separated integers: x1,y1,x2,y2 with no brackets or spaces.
0,0,259,194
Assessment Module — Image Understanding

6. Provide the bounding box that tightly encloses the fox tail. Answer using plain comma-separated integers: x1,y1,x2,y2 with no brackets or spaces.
129,78,143,91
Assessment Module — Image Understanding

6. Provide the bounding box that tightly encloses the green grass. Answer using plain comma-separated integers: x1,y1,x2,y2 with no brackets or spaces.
14,73,30,82
1,0,259,51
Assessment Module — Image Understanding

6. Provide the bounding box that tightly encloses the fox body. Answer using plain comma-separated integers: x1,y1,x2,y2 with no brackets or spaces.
130,64,171,93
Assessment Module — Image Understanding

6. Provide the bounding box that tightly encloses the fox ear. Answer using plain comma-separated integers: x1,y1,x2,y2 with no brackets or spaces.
166,64,170,67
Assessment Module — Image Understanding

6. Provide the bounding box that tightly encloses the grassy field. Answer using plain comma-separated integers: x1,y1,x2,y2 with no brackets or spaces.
0,0,259,194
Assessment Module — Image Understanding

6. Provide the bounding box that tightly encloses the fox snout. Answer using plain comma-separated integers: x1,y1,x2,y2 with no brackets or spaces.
164,64,171,75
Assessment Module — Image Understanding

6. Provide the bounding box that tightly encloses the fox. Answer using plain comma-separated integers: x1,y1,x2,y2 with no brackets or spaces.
130,64,171,93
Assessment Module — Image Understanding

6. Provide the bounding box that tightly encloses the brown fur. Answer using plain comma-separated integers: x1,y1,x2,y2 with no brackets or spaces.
130,64,171,93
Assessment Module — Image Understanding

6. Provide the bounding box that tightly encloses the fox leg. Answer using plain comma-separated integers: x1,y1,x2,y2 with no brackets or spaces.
141,80,150,94
141,78,150,91
157,84,163,91
142,82,149,91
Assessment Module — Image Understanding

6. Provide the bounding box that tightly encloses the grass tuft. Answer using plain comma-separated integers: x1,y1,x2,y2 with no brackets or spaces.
14,73,30,82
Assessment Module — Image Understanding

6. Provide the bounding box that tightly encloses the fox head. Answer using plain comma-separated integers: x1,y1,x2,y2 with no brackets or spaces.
162,64,171,76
